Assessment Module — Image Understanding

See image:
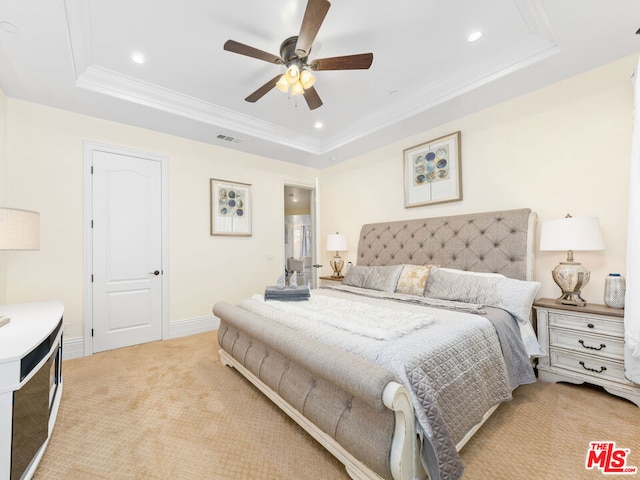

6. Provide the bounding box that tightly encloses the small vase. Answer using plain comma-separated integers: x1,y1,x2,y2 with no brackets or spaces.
604,274,625,309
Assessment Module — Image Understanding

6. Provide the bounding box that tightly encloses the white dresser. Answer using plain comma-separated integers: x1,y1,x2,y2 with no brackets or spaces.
0,301,64,480
534,298,640,407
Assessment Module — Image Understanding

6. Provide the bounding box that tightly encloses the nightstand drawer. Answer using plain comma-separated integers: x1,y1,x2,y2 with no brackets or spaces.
549,348,627,384
534,298,638,407
549,328,624,361
549,311,623,338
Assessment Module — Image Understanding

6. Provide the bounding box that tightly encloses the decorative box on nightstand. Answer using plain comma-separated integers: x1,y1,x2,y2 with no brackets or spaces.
319,276,343,287
534,298,640,407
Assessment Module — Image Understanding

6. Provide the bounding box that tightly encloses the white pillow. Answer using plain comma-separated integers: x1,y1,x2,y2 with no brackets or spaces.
425,267,539,324
438,267,506,278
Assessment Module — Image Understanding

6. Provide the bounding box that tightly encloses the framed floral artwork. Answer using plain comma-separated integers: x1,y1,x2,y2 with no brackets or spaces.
210,178,252,236
403,131,462,208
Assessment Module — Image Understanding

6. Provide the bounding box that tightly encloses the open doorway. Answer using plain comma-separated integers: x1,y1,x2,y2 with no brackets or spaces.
284,185,317,288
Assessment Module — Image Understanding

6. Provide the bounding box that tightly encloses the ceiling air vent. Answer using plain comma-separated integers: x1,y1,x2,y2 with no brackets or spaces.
216,134,241,143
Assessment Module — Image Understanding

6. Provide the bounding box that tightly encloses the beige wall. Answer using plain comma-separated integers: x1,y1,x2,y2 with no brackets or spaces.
319,54,636,303
0,87,7,303
2,53,636,342
4,100,317,338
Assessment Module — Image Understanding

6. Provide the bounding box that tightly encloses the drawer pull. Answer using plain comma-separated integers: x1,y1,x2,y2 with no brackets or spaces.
579,361,606,374
578,340,606,351
587,323,595,329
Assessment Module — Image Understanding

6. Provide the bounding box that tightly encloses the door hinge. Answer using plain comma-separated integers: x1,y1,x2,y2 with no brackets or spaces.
91,328,94,337
91,165,93,174
91,220,93,228
91,274,94,283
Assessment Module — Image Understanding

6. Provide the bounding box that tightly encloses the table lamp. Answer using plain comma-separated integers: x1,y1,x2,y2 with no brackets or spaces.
539,214,604,306
0,207,40,326
326,232,348,278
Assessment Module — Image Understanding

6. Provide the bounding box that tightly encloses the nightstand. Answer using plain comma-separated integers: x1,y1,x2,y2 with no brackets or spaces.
319,275,343,287
534,298,640,407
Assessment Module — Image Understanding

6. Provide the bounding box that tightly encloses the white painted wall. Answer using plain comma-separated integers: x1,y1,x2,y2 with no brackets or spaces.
319,54,636,304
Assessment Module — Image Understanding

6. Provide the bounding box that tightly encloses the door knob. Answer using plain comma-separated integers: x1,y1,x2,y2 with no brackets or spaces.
312,264,323,268
149,270,160,276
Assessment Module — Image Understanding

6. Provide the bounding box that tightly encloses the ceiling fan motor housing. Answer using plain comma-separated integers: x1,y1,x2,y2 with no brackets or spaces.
280,36,309,67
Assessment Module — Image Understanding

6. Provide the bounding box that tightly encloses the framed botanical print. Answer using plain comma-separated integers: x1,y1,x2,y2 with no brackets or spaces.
403,131,462,208
210,178,252,236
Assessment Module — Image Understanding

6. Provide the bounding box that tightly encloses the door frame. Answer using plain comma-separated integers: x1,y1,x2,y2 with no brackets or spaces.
282,179,319,288
82,141,170,356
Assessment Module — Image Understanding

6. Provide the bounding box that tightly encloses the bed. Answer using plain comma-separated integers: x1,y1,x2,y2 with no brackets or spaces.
213,208,541,480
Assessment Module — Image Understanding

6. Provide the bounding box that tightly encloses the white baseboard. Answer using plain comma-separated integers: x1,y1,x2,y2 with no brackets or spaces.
169,314,219,339
62,336,85,360
62,315,219,361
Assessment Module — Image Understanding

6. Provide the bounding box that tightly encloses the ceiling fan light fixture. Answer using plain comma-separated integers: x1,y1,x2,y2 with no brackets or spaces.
285,64,300,84
300,69,315,89
276,75,290,93
291,81,305,96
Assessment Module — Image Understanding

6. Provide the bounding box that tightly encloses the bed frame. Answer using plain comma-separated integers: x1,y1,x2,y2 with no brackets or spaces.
214,208,536,480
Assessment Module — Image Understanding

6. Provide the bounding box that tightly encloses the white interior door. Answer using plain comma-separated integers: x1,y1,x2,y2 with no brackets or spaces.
91,150,163,353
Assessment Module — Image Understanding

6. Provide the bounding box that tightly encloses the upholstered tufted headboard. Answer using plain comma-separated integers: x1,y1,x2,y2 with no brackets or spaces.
357,208,536,281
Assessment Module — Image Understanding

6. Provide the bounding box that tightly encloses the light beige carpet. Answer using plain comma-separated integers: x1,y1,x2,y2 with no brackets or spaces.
35,332,640,479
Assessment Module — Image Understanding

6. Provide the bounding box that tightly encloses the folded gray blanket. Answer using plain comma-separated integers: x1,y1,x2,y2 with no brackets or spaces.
264,285,310,301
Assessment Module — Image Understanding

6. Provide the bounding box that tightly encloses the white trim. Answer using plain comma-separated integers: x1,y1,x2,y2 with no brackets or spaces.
63,316,217,361
62,336,84,361
75,66,320,155
82,141,170,356
169,315,219,339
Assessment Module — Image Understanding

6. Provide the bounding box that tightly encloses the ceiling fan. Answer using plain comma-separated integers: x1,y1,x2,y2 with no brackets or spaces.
223,0,373,110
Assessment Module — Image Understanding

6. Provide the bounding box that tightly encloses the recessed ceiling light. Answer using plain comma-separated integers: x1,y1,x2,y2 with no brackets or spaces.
0,21,19,34
131,52,146,64
467,31,482,42
314,122,323,129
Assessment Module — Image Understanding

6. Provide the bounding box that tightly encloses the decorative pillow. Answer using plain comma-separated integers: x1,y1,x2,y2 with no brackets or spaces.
343,265,404,292
395,264,432,296
342,266,369,288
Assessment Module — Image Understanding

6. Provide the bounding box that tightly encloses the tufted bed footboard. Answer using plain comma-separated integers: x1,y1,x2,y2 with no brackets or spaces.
214,301,425,480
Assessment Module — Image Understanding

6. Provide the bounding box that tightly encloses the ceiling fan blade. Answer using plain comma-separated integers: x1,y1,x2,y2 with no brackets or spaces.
303,86,323,110
295,0,331,58
224,39,283,64
310,53,373,71
245,75,282,103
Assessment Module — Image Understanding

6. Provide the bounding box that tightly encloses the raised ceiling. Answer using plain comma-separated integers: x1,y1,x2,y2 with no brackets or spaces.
0,0,639,168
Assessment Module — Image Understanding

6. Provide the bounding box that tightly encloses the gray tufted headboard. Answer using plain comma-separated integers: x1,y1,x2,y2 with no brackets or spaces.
357,208,536,281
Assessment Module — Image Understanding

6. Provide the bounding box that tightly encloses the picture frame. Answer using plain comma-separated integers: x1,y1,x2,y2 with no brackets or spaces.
210,178,252,236
403,131,462,208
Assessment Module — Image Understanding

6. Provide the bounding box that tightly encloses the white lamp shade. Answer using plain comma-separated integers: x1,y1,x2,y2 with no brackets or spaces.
327,233,348,252
299,69,315,89
276,75,289,93
285,64,300,85
291,80,304,96
539,216,604,252
0,208,40,250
